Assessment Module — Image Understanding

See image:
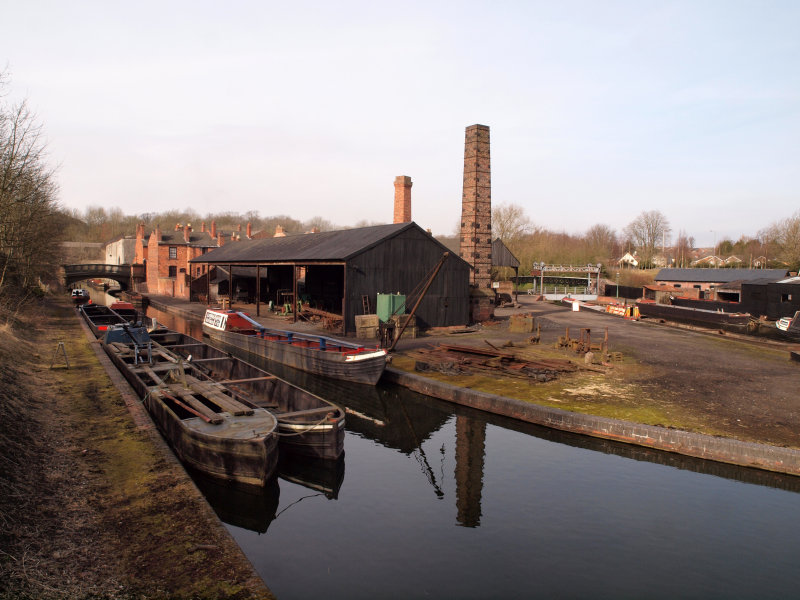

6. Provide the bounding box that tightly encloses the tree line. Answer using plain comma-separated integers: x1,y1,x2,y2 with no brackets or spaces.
487,204,800,279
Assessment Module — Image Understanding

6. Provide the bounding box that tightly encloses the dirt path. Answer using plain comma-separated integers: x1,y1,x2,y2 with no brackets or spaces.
0,297,273,599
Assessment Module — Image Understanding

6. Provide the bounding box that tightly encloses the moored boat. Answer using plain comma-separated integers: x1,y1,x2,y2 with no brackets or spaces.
776,311,800,341
635,300,751,327
79,301,144,337
147,328,345,461
202,308,388,385
101,324,280,486
71,288,90,305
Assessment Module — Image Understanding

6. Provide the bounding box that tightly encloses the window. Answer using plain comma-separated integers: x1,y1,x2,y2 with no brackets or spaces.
168,247,177,260
782,293,793,302
168,266,177,278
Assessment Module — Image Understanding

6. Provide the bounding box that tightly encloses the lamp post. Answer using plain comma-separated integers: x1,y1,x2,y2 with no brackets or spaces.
616,271,619,299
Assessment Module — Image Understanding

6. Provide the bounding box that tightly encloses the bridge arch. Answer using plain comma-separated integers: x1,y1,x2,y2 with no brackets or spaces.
63,264,132,290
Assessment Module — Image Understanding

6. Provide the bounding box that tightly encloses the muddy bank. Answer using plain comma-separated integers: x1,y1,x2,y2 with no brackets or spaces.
0,297,273,599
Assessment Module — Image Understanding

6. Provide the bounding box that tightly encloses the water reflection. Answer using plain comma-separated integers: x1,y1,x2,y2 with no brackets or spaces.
190,470,280,534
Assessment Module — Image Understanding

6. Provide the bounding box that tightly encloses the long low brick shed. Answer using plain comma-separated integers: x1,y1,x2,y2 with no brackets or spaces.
383,367,800,477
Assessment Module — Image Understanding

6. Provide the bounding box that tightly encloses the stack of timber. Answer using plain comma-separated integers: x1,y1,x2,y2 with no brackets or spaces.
410,342,582,382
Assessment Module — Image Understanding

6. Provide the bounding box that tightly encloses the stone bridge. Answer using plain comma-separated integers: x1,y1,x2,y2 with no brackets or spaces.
63,263,135,290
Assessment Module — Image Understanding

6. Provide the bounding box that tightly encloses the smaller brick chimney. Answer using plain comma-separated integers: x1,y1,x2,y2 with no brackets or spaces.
393,175,412,223
201,222,206,233
175,222,181,231
274,225,285,237
183,224,191,243
237,223,242,232
246,222,252,238
210,221,217,239
217,233,225,246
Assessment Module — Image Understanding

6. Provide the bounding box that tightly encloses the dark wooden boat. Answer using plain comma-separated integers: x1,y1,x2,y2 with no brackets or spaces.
101,324,280,486
202,308,387,385
79,301,143,337
635,300,751,327
147,328,345,461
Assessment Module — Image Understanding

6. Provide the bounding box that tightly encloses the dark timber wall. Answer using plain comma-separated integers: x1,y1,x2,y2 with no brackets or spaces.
344,227,470,331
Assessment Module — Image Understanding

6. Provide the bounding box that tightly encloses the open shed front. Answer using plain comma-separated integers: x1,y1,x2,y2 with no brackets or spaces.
189,223,471,335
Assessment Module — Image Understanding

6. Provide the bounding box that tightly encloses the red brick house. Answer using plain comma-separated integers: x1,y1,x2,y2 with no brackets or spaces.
133,221,254,299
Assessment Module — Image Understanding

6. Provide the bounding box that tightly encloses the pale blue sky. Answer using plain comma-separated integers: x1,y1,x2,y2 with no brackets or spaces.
2,0,798,246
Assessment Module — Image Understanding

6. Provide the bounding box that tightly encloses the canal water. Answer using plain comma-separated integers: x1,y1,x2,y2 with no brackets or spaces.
100,292,800,598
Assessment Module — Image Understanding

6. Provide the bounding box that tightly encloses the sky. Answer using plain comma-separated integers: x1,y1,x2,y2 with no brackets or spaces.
2,0,798,246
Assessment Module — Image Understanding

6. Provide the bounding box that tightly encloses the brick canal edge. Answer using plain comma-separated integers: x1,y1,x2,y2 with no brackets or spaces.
383,367,800,478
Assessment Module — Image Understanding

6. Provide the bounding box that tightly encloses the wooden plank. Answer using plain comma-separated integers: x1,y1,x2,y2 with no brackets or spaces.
188,357,230,363
157,389,222,424
166,385,225,423
191,382,253,416
218,376,277,384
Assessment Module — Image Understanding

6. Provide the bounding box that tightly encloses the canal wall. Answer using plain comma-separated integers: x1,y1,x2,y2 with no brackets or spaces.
383,367,800,477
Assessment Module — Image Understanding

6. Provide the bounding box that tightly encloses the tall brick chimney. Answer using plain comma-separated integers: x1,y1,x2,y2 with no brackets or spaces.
246,222,252,238
201,222,206,233
393,176,412,223
460,124,492,289
217,233,225,247
183,224,191,243
210,221,217,239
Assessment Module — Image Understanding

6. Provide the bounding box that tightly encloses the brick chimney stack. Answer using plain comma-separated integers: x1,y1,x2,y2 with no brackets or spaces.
460,124,492,289
274,225,285,237
175,223,181,231
183,224,191,243
237,223,242,232
201,222,206,233
217,233,225,247
246,222,252,238
210,221,217,239
393,176,412,224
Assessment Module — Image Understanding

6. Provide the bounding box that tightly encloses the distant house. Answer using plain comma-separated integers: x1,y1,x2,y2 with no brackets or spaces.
691,255,724,268
104,235,136,266
618,252,639,268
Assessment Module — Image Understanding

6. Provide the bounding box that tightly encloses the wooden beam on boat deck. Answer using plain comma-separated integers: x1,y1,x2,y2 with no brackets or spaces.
218,375,277,384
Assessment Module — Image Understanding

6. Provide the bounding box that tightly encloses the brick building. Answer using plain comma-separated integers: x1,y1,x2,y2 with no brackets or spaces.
133,221,253,299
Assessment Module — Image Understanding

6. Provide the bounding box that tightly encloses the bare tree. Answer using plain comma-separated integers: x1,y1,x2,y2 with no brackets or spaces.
761,211,800,269
0,77,61,303
623,210,671,268
674,230,695,268
583,224,618,266
492,203,535,242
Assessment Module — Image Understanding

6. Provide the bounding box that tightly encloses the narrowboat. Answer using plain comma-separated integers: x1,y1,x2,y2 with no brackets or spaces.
635,300,751,327
71,288,90,305
101,324,280,486
776,311,800,341
146,328,345,461
202,308,388,385
79,301,143,337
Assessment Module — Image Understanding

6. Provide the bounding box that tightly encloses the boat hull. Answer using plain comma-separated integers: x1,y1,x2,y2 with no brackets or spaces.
150,329,346,461
636,301,751,327
203,325,386,385
101,328,279,486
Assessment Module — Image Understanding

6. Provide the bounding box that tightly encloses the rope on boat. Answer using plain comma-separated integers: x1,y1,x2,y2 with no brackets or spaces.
275,413,333,436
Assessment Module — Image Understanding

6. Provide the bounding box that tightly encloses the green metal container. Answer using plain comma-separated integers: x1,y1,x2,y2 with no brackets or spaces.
376,293,406,323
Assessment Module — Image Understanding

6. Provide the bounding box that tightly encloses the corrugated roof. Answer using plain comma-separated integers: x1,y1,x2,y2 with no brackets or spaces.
655,268,789,283
191,222,445,264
